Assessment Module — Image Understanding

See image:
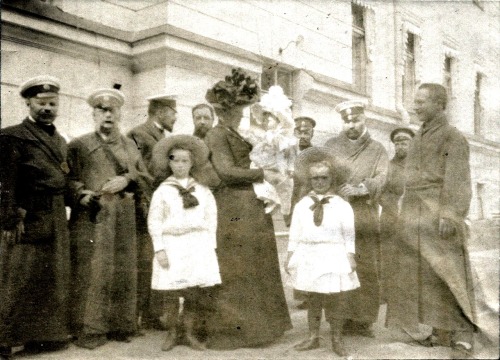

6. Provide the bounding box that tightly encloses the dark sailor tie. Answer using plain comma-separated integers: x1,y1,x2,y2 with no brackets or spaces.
309,195,332,226
172,185,199,209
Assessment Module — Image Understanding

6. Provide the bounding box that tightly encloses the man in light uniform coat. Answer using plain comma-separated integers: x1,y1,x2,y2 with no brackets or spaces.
386,83,477,359
324,100,388,337
68,89,151,349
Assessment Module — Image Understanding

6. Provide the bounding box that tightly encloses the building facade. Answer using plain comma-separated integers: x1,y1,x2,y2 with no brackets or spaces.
1,0,499,223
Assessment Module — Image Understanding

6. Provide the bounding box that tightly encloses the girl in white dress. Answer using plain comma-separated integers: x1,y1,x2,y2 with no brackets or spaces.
148,135,221,351
285,146,359,357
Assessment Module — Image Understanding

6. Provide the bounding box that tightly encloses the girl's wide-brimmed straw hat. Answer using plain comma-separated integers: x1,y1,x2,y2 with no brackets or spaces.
150,134,210,180
295,146,351,187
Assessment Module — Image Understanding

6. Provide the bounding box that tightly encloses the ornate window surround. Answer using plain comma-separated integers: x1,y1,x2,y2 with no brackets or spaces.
394,8,423,121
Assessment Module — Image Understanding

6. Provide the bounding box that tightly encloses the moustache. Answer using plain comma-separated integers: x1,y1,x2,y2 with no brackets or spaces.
38,112,55,119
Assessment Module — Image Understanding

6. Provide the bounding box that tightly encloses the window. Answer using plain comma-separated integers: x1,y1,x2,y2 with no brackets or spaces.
352,3,367,93
474,72,483,135
402,32,417,110
476,183,485,219
261,64,293,97
443,56,454,99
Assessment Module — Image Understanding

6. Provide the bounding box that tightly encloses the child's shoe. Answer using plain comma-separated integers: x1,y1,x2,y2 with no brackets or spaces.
293,337,320,351
161,329,177,351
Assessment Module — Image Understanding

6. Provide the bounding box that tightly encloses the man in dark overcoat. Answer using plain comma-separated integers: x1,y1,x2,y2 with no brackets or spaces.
0,76,71,356
68,89,151,349
386,84,477,359
379,127,414,302
324,100,388,337
127,95,176,331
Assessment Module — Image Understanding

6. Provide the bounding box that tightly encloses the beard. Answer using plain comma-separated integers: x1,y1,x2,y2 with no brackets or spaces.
395,149,408,159
346,129,361,140
193,126,210,138
299,139,312,150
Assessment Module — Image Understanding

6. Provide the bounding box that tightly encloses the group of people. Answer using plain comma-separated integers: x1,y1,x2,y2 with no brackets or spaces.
0,68,477,359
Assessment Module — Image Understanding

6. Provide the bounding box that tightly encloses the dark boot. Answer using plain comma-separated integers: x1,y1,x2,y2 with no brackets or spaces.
343,320,374,338
161,328,177,351
331,319,348,357
293,337,320,351
74,334,108,349
417,328,452,347
184,312,206,351
161,300,180,351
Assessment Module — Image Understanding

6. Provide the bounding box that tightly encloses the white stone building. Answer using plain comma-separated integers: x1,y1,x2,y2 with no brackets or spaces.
1,0,499,224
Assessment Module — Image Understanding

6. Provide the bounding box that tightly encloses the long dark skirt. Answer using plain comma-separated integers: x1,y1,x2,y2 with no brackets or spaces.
207,186,292,349
0,195,70,346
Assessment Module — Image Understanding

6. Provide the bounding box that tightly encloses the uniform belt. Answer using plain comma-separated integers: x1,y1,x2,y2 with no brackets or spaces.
19,192,64,212
349,194,374,206
406,183,443,191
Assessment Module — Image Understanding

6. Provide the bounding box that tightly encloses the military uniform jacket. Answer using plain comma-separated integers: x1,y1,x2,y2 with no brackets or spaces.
0,118,71,345
387,113,476,331
0,118,68,238
127,121,165,170
324,130,389,323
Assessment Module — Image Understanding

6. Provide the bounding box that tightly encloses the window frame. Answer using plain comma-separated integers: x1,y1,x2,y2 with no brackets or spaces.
351,2,368,94
261,64,293,98
473,72,483,136
402,31,418,112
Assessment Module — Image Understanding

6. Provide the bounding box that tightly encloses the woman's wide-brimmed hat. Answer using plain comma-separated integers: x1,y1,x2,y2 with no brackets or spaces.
205,67,261,110
150,134,210,181
295,146,351,188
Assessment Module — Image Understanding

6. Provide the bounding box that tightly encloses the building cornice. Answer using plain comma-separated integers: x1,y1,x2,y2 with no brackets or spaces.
2,1,263,70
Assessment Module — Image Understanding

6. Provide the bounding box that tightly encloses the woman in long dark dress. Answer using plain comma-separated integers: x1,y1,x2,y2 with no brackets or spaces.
204,68,292,349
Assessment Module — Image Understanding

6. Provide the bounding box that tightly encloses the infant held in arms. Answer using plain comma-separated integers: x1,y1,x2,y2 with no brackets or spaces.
240,86,297,215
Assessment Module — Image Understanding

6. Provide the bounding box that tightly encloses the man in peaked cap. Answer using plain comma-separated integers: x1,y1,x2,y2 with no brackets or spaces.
0,75,71,356
287,116,317,227
68,88,151,349
294,116,316,151
379,127,414,304
127,95,177,332
285,116,317,309
128,95,177,169
324,100,389,338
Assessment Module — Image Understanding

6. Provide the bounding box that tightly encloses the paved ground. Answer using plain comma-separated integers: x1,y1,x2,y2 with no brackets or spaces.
8,234,499,360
